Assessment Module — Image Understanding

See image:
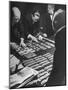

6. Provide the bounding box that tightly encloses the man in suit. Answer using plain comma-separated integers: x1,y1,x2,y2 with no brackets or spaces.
10,7,25,73
40,4,55,38
10,7,26,48
46,9,66,86
23,10,40,42
46,4,55,37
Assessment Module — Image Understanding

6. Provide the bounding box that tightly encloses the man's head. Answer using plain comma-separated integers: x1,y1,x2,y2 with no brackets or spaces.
52,9,66,32
12,7,21,23
48,4,55,15
31,10,40,22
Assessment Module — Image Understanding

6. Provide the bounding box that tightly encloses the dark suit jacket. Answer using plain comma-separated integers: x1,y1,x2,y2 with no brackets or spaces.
23,14,40,37
40,13,54,37
10,18,24,44
46,27,66,86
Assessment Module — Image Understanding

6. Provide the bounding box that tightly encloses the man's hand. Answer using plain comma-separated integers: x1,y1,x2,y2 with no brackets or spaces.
27,34,32,39
20,42,26,47
43,33,47,37
38,35,43,41
20,38,26,47
32,37,38,42
28,34,38,42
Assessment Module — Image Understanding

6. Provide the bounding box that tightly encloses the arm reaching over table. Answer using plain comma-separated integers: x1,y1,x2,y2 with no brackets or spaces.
20,38,26,47
28,34,38,42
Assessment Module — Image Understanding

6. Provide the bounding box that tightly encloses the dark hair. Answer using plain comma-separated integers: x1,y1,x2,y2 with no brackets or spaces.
32,10,40,16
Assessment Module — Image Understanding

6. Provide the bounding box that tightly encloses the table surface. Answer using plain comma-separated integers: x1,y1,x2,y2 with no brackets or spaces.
10,37,55,88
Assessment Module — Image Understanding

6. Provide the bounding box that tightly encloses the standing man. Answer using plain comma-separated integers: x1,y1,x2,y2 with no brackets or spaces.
24,10,40,42
10,7,26,49
46,4,55,37
40,4,55,38
46,9,66,86
48,4,55,21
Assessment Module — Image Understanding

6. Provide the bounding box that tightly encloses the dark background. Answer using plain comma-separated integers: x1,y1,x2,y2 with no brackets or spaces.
9,1,66,33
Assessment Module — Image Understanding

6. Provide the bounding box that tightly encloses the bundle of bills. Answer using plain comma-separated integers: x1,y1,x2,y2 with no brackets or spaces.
24,52,36,58
18,47,35,56
10,56,24,73
10,67,38,88
10,56,20,73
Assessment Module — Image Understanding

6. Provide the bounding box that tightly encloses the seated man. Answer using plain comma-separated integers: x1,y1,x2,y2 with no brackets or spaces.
10,7,26,49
